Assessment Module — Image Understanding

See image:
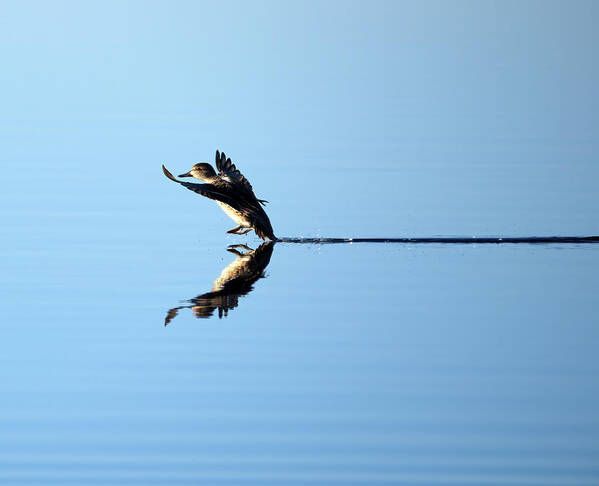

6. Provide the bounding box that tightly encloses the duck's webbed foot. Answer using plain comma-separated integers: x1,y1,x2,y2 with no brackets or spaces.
227,225,244,234
227,244,255,256
227,243,253,256
228,244,253,251
238,228,253,235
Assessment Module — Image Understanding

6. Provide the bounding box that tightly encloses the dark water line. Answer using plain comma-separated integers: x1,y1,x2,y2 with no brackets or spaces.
277,236,599,244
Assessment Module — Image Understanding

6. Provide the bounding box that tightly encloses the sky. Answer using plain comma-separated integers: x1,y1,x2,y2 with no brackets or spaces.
1,3,598,484
1,0,598,237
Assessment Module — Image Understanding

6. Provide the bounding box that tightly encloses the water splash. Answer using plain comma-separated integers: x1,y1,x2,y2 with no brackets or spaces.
277,236,599,244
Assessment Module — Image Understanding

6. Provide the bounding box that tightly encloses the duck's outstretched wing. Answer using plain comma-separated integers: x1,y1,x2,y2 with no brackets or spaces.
215,150,268,206
162,164,239,207
164,306,183,326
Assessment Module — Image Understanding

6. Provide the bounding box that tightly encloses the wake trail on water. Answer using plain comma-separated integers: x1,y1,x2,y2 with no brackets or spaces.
276,236,599,244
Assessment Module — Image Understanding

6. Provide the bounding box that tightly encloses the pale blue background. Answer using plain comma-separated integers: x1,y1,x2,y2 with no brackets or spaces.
1,1,598,485
2,0,598,238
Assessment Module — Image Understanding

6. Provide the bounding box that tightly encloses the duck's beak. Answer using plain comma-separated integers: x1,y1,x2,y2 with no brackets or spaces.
178,171,192,178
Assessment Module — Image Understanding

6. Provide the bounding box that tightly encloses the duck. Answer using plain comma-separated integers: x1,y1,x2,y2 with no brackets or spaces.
162,150,276,240
164,242,275,323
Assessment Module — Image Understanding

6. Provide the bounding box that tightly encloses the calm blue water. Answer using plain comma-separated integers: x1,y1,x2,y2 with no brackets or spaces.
2,1,599,484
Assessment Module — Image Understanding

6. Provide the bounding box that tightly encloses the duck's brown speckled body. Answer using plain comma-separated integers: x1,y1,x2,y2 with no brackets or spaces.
163,150,276,240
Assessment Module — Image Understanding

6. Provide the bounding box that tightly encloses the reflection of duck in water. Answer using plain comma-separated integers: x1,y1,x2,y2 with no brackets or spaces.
164,242,275,324
162,150,276,240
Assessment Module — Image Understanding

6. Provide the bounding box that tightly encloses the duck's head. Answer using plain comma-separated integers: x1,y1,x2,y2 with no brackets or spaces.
179,163,217,182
